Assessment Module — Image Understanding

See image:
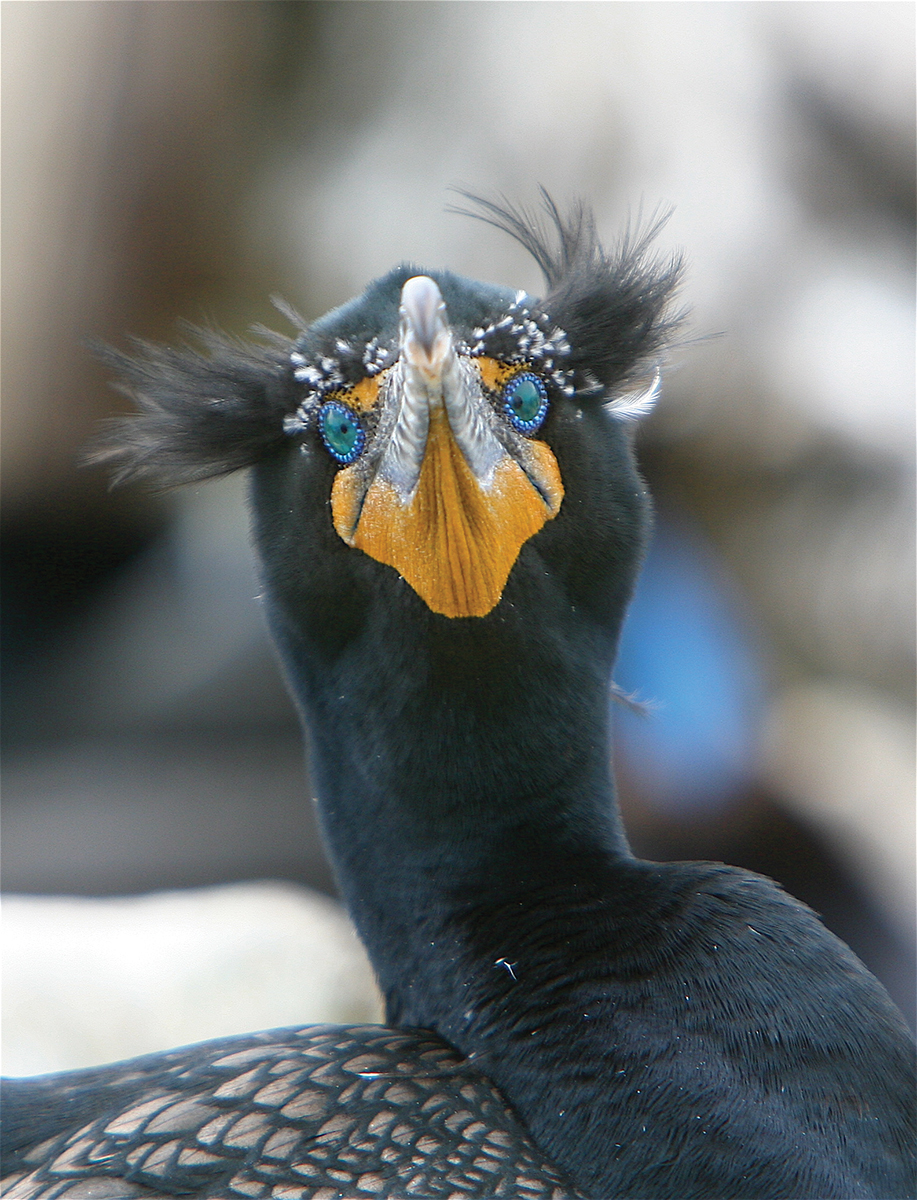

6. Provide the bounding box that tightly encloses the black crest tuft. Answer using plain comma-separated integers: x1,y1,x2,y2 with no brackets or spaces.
452,189,685,398
93,194,683,488
89,327,298,487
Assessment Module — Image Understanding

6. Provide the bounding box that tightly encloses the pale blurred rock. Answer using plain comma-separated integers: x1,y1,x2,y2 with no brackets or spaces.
760,682,916,934
760,241,915,463
721,476,915,701
2,882,382,1077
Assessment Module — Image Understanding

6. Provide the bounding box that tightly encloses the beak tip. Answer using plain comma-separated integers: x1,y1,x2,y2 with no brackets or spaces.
400,276,448,358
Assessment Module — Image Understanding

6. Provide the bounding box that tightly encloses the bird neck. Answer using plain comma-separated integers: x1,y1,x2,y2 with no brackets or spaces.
270,598,632,1021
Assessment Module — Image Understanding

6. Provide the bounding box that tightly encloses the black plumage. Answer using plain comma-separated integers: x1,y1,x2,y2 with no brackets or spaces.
3,196,914,1200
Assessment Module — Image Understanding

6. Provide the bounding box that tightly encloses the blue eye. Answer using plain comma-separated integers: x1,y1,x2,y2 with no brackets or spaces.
502,372,548,434
319,400,365,465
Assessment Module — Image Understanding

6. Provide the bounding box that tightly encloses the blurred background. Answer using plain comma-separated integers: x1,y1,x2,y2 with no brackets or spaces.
3,1,914,1072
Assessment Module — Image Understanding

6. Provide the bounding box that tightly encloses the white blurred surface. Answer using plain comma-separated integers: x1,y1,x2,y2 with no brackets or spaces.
2,882,382,1077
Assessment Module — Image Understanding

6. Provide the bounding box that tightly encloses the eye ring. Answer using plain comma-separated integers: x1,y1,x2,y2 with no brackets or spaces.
501,372,549,434
318,400,366,465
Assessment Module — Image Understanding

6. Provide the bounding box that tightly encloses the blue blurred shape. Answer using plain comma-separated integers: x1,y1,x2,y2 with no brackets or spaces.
613,515,765,815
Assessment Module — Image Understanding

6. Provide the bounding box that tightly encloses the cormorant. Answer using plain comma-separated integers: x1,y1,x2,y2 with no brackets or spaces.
3,196,914,1200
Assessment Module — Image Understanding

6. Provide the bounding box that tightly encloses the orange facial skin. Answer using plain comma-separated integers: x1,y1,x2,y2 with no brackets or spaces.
328,359,563,618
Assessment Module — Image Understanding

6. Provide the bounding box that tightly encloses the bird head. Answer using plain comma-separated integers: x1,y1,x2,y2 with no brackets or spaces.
96,196,682,653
